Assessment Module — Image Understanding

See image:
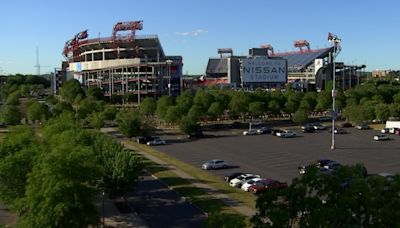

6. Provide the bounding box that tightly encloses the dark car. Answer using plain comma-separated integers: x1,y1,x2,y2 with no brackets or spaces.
329,127,347,134
249,179,288,194
299,159,335,174
302,124,316,133
356,123,370,130
136,135,158,144
224,172,245,182
187,130,204,139
339,122,353,128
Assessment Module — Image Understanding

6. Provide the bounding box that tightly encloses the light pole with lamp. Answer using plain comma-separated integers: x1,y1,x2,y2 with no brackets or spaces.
328,32,341,150
166,59,173,96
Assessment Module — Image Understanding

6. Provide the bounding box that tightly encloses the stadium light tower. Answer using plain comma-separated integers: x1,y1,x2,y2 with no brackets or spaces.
328,32,341,150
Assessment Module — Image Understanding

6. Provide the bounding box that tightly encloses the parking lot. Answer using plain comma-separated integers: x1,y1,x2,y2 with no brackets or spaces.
155,127,400,183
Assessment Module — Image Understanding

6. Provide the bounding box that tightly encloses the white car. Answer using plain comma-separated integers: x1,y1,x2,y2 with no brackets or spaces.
374,134,389,141
312,123,326,130
276,130,296,138
201,159,228,170
229,174,260,188
243,129,258,135
146,138,166,146
241,177,263,191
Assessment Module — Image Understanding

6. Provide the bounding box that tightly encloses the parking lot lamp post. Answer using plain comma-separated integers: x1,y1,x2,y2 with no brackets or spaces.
166,59,173,96
328,32,341,150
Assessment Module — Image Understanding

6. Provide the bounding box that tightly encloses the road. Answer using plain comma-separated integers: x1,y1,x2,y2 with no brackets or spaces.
126,172,206,228
155,127,399,183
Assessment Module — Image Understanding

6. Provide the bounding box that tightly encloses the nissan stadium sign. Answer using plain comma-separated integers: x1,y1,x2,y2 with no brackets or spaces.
241,59,287,83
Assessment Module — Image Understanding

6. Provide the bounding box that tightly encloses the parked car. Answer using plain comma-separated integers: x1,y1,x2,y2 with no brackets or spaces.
381,128,390,133
323,161,342,171
241,177,263,191
276,130,296,138
248,179,288,194
298,159,335,174
224,172,244,182
356,123,370,130
257,127,271,134
187,130,204,139
146,138,166,146
271,129,284,136
329,127,347,134
229,174,261,188
202,159,228,170
302,124,316,133
312,122,326,130
243,129,258,135
136,135,158,144
389,128,399,134
339,122,353,128
374,134,389,141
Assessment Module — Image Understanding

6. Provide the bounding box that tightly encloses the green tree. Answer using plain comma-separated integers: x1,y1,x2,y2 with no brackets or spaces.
26,100,49,123
299,92,317,112
20,144,100,227
87,87,104,100
252,165,400,227
164,106,183,124
179,116,201,135
248,101,265,117
87,112,105,129
229,92,250,118
91,133,143,197
194,89,215,112
5,91,20,105
284,93,302,114
116,110,147,137
315,91,331,112
208,101,224,119
140,97,157,116
0,105,21,125
187,105,204,122
156,95,174,119
291,109,309,124
175,90,194,114
0,126,38,208
375,104,391,122
60,79,84,103
102,106,118,121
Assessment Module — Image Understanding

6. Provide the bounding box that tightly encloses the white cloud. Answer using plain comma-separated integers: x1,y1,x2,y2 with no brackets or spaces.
175,29,208,37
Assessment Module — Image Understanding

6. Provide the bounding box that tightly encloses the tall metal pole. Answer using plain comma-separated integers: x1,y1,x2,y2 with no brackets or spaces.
331,48,336,150
328,32,341,150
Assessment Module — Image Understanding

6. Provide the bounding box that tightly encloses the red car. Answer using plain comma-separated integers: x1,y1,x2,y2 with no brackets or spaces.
248,179,288,194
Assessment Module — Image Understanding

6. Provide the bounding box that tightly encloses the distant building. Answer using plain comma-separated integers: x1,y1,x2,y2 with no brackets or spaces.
61,21,183,99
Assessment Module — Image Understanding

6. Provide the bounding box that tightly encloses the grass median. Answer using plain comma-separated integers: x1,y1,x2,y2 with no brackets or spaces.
129,141,257,210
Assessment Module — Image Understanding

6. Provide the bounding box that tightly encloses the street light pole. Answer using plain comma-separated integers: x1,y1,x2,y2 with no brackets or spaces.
102,190,105,227
166,60,173,96
328,32,341,150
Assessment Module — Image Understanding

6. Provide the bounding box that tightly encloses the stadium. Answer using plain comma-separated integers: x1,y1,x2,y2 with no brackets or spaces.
203,38,366,91
62,21,183,99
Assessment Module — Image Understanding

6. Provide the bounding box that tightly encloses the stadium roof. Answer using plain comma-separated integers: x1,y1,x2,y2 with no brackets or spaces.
274,47,333,72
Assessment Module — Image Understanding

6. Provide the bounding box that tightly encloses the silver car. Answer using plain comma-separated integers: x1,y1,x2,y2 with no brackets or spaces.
202,159,228,170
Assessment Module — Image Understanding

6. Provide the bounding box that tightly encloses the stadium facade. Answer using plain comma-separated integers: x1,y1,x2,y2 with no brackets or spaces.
61,21,183,99
203,40,366,91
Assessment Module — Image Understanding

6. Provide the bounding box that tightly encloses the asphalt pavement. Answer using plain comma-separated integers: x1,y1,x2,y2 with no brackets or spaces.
126,172,206,228
156,127,400,184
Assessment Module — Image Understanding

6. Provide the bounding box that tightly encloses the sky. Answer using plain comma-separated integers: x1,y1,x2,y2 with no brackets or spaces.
0,0,399,75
